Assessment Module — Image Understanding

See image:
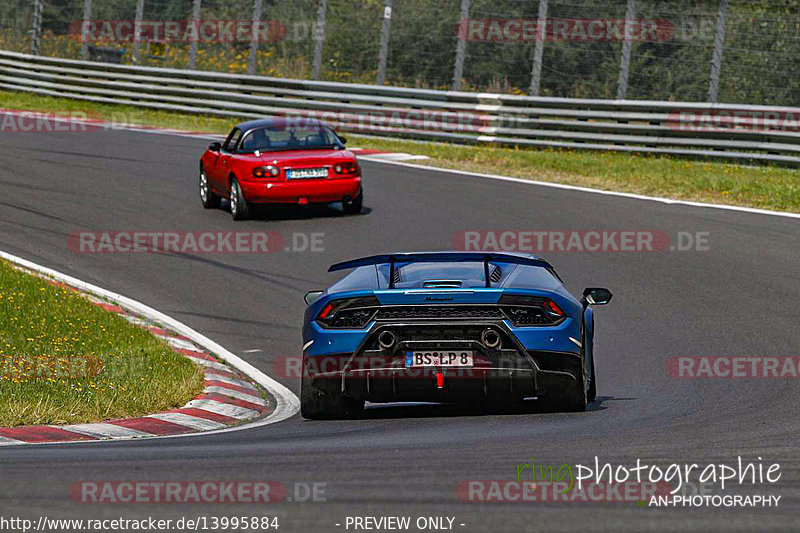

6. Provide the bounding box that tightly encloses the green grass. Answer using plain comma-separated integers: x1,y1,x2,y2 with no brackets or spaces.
1,89,798,212
0,260,205,427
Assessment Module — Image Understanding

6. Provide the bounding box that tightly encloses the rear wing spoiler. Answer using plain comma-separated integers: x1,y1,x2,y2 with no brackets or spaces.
328,252,555,289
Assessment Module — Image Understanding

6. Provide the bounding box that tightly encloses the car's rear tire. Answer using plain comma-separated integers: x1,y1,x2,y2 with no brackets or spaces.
199,169,220,209
300,375,364,420
342,190,363,215
229,178,250,220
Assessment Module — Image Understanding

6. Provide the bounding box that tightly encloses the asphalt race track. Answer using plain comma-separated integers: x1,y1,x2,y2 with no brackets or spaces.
1,119,799,532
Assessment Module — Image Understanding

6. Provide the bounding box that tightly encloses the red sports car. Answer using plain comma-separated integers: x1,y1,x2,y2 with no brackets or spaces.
199,118,363,220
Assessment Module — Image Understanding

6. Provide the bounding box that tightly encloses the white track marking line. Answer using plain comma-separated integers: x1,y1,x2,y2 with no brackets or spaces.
0,249,300,447
0,436,26,446
148,412,226,431
361,153,429,161
60,423,153,439
204,386,266,406
185,399,260,420
359,157,800,220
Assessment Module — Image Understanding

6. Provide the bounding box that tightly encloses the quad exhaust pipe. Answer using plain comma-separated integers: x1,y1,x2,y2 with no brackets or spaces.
378,330,396,351
481,328,502,349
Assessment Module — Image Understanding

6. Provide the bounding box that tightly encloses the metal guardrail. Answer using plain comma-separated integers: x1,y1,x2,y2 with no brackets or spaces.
1,49,799,167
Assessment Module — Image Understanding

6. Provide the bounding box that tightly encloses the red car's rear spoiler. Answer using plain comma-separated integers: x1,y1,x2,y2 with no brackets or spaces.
328,252,554,288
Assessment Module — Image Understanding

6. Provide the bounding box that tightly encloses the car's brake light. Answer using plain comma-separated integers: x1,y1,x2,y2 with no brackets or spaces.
545,299,564,317
316,296,379,329
253,165,280,178
318,302,335,319
498,294,567,327
333,162,359,175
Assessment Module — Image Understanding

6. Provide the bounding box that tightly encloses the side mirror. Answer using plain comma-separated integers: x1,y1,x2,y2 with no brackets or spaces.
582,287,612,306
304,290,324,305
338,136,347,146
208,141,221,152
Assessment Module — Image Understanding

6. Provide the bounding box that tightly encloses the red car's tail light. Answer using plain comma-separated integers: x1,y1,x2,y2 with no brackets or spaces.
498,294,567,326
316,296,380,329
253,165,280,178
333,162,359,175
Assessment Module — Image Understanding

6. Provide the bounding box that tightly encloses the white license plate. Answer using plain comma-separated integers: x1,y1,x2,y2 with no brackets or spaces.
287,167,328,179
405,351,474,368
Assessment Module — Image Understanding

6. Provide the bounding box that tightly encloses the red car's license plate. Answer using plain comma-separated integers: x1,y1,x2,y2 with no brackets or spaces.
405,351,474,367
287,168,328,179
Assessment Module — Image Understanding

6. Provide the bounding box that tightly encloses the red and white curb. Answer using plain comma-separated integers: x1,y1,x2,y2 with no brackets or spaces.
0,250,300,446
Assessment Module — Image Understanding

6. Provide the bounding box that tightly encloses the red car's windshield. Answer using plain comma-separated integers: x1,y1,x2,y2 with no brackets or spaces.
238,125,341,152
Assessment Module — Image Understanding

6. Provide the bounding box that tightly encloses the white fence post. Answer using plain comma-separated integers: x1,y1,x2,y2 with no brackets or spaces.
376,0,393,85
451,0,470,91
529,0,548,96
81,0,92,60
708,0,729,103
131,0,145,63
188,0,201,69
616,0,635,100
311,0,328,80
248,0,263,75
31,0,43,56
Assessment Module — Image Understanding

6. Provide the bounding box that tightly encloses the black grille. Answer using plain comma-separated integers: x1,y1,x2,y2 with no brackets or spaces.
375,306,505,320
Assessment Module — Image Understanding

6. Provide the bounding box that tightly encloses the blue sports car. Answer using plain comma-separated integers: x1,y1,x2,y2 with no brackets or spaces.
301,252,612,419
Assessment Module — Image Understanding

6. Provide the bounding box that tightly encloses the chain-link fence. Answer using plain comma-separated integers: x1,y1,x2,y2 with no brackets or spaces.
1,0,799,105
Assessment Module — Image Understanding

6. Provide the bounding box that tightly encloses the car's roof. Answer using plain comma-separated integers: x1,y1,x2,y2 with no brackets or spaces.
234,117,328,133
